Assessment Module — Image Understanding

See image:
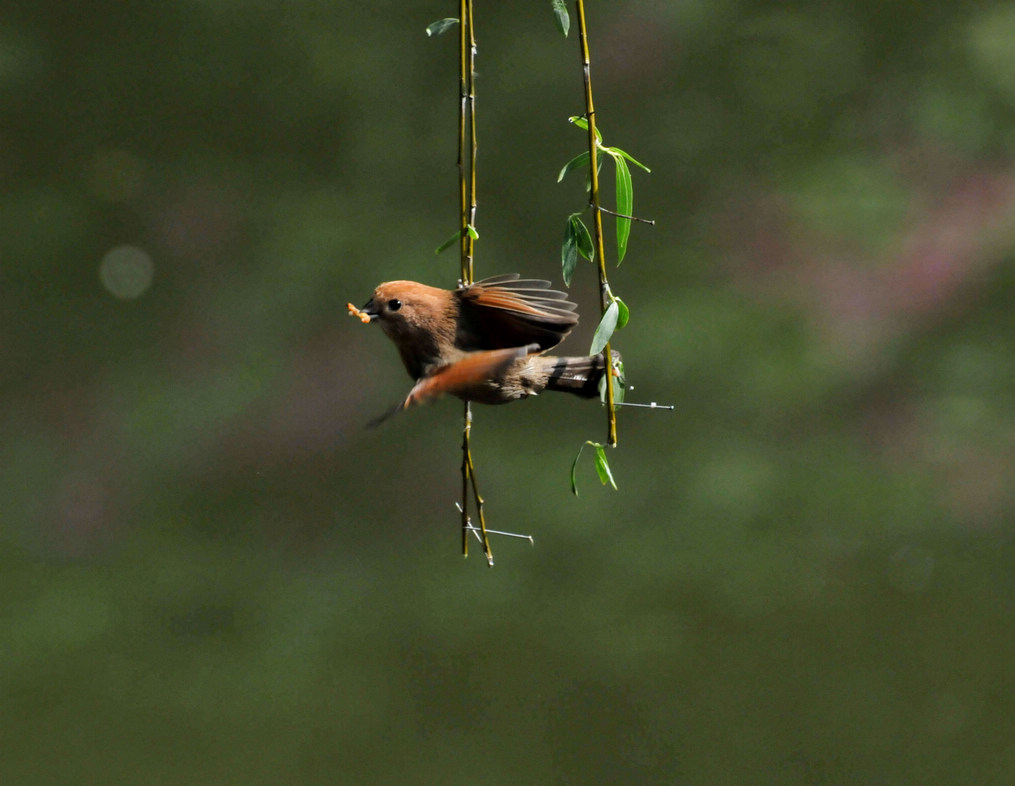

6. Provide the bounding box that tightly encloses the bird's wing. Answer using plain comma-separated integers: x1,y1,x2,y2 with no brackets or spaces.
456,274,578,352
367,344,538,426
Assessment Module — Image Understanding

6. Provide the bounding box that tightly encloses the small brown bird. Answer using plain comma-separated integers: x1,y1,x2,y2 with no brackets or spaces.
349,274,613,419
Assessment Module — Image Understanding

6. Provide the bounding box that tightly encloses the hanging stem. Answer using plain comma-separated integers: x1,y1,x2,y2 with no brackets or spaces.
575,0,617,448
458,0,476,286
461,406,493,565
457,1,492,564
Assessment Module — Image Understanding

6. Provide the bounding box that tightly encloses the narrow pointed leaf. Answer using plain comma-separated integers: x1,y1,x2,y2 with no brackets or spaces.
590,300,620,355
570,442,587,496
573,215,594,261
594,445,618,489
558,151,590,183
551,0,570,37
562,218,579,287
614,296,630,329
614,153,632,263
608,146,652,173
434,229,462,254
568,115,603,145
426,18,459,37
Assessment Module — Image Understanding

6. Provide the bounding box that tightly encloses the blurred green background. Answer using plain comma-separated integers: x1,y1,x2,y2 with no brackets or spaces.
4,1,1015,783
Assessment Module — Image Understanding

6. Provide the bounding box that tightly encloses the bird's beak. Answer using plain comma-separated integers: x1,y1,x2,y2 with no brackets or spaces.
347,299,378,324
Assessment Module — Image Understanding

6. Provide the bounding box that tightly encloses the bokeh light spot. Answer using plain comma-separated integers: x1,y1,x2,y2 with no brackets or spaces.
99,245,155,300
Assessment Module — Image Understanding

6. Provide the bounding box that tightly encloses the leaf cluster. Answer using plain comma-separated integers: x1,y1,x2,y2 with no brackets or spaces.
570,440,617,496
550,8,653,495
558,116,650,267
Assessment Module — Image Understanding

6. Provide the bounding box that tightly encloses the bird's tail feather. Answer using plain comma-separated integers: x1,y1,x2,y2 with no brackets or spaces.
543,354,611,398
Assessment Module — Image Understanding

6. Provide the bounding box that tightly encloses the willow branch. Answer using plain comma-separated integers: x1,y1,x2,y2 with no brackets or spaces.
458,0,476,286
575,0,617,447
456,1,492,564
461,405,493,565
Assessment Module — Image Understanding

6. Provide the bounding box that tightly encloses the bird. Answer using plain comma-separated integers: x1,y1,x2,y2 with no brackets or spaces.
348,273,616,420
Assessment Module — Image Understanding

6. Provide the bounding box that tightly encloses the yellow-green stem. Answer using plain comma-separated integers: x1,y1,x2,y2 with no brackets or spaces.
458,0,476,285
458,2,489,562
575,0,617,447
461,403,493,564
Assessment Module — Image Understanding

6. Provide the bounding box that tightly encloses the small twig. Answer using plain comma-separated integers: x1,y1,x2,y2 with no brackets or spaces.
597,205,655,225
460,405,494,565
468,527,535,544
613,401,676,410
456,505,534,543
460,403,471,559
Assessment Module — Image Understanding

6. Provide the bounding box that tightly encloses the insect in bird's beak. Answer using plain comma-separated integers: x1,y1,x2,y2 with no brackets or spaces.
347,302,376,324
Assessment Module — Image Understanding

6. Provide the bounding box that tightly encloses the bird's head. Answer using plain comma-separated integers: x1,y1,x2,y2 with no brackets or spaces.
348,280,458,378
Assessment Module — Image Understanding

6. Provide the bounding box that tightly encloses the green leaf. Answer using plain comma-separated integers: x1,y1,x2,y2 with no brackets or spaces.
434,229,462,254
435,225,478,254
426,18,459,37
573,215,594,261
568,115,603,145
558,151,590,183
562,218,578,287
571,441,617,495
613,153,632,263
607,146,651,173
590,300,620,355
570,442,588,496
551,0,570,37
594,444,618,489
614,296,629,329
563,214,594,288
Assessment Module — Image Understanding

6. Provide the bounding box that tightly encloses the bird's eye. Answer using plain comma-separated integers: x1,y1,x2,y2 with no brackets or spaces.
387,299,402,311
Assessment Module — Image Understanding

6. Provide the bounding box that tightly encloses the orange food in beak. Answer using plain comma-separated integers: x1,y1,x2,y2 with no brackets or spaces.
347,303,372,324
